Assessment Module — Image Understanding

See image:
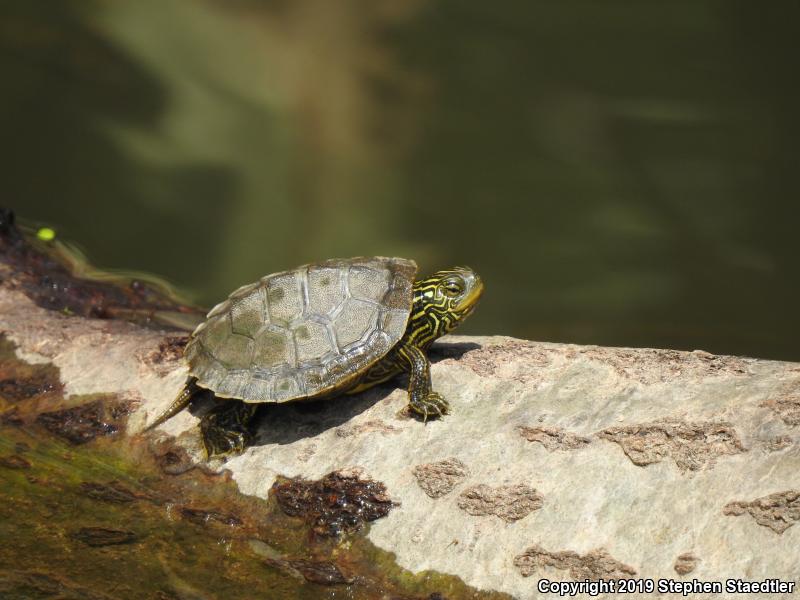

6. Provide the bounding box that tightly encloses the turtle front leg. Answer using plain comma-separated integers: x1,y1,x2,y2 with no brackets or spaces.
396,343,449,421
200,401,259,458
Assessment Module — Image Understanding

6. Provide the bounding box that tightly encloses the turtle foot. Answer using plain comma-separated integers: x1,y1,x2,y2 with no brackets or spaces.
409,392,449,422
199,401,257,458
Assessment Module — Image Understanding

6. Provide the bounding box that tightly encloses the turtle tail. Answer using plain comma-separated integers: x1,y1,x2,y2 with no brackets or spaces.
144,377,199,431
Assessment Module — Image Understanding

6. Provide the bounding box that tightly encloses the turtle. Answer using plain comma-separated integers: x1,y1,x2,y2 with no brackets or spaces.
146,256,483,457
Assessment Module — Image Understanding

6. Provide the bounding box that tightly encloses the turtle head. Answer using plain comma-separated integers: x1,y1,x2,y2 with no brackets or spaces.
409,266,484,346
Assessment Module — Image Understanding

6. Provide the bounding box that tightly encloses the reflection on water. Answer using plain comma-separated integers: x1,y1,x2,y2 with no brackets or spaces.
4,0,799,360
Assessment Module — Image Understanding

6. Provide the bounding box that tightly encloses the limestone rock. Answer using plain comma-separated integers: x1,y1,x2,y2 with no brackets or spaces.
2,286,800,599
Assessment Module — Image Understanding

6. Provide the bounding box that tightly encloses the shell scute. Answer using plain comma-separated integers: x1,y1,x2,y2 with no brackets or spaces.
307,266,344,317
229,290,265,337
273,374,301,400
334,298,380,350
266,273,303,325
348,266,390,303
253,327,292,369
381,308,409,340
212,332,253,369
293,320,334,363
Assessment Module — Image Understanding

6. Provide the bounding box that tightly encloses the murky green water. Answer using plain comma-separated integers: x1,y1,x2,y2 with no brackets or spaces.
4,0,800,359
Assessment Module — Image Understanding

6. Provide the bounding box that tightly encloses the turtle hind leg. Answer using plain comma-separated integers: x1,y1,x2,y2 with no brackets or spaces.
200,401,259,458
145,377,201,431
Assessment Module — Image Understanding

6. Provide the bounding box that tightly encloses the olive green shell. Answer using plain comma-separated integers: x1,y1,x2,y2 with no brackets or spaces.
186,257,417,402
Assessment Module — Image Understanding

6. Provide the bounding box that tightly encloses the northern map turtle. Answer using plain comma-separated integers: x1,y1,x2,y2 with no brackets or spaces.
147,256,483,456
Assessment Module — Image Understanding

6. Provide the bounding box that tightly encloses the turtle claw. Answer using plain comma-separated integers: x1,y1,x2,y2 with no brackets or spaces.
199,401,257,458
202,427,251,458
409,392,449,422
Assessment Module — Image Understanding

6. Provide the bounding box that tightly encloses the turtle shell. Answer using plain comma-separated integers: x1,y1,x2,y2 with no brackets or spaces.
185,257,417,402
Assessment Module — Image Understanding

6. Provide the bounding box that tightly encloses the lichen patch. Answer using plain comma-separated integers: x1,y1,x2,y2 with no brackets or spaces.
723,490,800,534
760,379,800,427
335,419,400,438
762,435,793,452
580,346,750,385
518,426,591,451
448,340,555,383
674,552,700,575
457,484,543,523
412,458,469,498
597,419,746,472
35,397,134,445
514,545,636,579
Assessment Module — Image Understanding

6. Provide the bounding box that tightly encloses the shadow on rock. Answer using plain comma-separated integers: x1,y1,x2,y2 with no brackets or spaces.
181,384,400,451
177,339,482,452
429,340,482,363
249,385,399,447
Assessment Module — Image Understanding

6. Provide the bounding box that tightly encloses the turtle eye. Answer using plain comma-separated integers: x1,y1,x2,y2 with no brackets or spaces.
443,278,464,297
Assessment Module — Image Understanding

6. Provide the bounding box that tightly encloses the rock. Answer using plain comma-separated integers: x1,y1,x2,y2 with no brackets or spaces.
2,284,800,599
71,527,139,547
263,558,353,585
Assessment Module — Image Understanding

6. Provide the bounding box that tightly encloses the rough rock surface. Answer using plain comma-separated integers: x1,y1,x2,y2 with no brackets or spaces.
2,287,800,599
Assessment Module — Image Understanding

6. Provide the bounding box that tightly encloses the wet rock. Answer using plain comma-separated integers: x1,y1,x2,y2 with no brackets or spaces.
80,481,138,503
0,210,201,324
35,398,132,444
71,527,139,547
0,376,59,402
152,443,197,475
0,336,63,403
389,593,449,600
180,507,243,527
0,407,23,426
272,469,395,537
0,454,31,469
264,558,352,585
0,570,110,600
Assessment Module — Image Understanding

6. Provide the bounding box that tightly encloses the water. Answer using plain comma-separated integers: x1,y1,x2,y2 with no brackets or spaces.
4,0,799,360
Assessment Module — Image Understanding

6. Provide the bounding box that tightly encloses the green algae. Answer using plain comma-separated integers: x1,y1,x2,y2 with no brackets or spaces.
0,336,510,600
